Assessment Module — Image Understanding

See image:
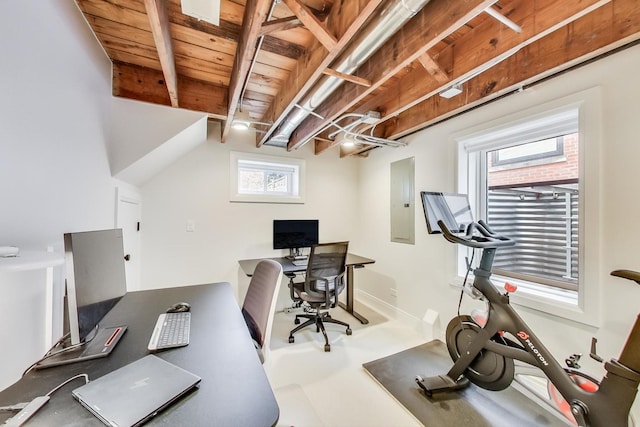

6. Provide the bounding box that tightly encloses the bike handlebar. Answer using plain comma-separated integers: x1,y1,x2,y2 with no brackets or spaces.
437,219,516,249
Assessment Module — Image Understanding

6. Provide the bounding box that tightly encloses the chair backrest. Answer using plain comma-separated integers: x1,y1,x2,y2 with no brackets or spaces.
242,259,283,363
304,241,349,301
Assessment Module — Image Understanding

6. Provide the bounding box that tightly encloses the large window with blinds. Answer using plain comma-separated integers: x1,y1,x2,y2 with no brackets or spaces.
456,88,602,324
458,106,581,297
486,134,579,291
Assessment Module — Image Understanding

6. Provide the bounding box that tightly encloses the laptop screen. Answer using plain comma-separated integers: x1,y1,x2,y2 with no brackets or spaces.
421,191,474,235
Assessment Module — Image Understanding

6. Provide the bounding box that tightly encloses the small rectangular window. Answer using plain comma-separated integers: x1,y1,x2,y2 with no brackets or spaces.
230,152,305,203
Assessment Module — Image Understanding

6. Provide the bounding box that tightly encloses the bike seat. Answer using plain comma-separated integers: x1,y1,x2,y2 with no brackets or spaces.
611,269,640,285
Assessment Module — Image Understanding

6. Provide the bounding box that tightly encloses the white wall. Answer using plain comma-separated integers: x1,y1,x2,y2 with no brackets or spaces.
357,44,640,382
0,1,116,249
138,125,362,306
0,1,121,389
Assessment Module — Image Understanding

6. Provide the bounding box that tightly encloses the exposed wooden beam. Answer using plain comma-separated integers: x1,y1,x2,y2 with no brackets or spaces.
113,62,227,119
322,68,372,87
288,0,496,151
312,0,610,154
259,16,303,36
221,0,273,142
377,0,640,140
144,0,178,107
417,52,449,84
281,0,337,51
354,0,611,138
257,0,384,147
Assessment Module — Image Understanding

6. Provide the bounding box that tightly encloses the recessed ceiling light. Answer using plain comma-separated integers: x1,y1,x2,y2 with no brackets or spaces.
232,110,251,131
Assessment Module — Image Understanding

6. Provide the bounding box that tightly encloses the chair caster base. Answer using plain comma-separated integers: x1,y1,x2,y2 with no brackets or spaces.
346,328,352,335
294,318,300,325
324,344,331,352
289,336,295,343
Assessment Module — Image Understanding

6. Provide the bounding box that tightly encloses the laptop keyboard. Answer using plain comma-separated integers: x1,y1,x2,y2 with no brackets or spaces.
147,312,191,351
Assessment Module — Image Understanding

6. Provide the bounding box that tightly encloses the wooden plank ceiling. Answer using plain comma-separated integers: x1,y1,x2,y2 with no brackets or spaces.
76,0,640,157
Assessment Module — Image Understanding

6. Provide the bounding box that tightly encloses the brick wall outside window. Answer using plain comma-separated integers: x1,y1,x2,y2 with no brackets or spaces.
488,134,579,187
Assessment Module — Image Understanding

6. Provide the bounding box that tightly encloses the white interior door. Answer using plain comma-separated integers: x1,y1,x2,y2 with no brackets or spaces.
117,191,141,291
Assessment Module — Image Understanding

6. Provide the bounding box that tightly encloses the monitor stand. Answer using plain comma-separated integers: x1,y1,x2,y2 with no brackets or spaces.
34,326,127,370
286,248,307,261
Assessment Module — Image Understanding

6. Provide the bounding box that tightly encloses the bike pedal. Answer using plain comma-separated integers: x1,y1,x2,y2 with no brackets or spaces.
415,375,469,396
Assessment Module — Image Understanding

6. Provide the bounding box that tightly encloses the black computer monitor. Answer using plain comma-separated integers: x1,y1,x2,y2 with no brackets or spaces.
273,219,319,257
421,191,474,234
64,228,128,345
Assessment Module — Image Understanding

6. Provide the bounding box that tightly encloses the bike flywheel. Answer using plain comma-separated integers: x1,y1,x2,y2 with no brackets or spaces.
446,315,515,391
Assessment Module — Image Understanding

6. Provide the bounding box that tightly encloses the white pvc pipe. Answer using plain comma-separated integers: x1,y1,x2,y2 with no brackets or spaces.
485,6,522,33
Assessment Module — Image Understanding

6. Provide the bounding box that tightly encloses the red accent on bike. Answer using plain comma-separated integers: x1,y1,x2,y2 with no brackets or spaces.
549,383,577,425
517,331,529,340
504,282,518,293
577,377,599,393
548,373,598,425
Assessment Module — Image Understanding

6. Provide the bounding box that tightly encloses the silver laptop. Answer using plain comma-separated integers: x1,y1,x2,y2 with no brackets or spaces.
72,355,201,427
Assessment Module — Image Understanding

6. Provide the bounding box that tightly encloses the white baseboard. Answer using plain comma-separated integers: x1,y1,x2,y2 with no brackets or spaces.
355,289,444,342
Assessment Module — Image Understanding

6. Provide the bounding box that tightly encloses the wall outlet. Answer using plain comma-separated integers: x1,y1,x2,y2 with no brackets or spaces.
186,220,195,232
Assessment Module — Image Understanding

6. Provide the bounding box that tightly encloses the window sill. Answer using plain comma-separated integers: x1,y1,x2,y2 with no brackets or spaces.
450,274,599,328
230,194,305,204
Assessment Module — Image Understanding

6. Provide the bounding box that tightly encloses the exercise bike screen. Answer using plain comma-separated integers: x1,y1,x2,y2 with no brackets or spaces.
421,191,474,234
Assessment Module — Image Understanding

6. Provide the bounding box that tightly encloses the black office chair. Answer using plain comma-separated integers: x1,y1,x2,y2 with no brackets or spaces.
242,259,283,364
288,241,351,352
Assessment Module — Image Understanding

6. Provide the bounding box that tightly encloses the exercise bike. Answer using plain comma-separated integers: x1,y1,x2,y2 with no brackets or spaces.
415,218,640,427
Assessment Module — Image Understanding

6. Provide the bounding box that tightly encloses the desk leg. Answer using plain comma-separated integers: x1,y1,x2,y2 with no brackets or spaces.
339,265,369,324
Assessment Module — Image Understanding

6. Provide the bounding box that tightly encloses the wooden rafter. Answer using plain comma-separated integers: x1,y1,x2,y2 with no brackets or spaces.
377,0,640,141
288,0,496,151
259,16,303,36
144,0,178,107
322,68,371,87
76,0,640,160
417,52,449,84
318,0,610,154
257,0,385,148
281,0,337,51
222,0,273,142
113,62,227,118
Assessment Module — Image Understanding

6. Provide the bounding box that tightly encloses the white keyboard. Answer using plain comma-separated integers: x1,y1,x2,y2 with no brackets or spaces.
147,312,191,351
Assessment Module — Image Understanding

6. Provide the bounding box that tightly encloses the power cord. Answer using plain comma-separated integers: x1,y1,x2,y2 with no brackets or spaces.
45,374,89,397
22,325,100,376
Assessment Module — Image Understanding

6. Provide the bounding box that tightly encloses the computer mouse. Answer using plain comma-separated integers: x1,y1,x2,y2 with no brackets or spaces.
166,302,191,313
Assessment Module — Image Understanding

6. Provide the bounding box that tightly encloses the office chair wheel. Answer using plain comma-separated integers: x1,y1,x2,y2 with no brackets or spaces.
324,344,331,352
294,317,300,325
289,336,295,343
346,328,352,335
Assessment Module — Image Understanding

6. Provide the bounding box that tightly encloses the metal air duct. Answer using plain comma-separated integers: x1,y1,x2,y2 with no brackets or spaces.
265,0,431,148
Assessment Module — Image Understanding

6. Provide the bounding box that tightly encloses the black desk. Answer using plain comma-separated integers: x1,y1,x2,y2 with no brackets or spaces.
0,282,279,426
238,253,375,324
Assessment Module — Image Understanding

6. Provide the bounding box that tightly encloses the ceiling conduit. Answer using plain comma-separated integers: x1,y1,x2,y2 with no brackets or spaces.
264,0,432,148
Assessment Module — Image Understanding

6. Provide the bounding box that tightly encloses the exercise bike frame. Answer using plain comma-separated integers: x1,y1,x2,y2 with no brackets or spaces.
420,219,640,427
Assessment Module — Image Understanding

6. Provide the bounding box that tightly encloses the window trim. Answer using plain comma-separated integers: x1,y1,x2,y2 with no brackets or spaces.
229,151,306,204
490,136,564,168
453,87,603,327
